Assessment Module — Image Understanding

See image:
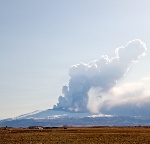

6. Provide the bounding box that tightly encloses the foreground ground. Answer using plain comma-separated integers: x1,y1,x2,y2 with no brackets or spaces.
0,126,150,144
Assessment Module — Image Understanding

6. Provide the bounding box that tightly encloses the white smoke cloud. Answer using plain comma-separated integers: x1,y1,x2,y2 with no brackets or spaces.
100,81,150,117
86,87,103,114
54,39,147,116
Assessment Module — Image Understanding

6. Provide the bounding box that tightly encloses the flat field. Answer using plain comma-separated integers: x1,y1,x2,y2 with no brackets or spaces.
0,126,150,144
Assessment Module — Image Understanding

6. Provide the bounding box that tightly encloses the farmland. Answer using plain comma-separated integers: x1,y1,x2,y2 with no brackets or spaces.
0,126,150,144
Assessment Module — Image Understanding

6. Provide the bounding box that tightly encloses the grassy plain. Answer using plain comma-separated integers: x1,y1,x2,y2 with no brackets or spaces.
0,126,150,144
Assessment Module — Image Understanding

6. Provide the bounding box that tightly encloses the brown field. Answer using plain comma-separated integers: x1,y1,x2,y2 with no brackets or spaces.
1,126,150,144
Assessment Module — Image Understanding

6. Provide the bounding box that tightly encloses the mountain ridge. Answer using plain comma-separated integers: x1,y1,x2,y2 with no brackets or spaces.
0,109,150,127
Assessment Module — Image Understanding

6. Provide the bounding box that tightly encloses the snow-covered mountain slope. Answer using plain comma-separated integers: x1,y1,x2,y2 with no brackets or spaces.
0,109,150,127
12,109,91,120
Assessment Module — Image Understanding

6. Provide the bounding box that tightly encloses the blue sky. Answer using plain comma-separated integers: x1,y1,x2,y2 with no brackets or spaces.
0,0,150,119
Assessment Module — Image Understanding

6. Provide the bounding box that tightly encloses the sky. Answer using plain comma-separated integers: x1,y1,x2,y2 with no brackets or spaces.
0,0,150,119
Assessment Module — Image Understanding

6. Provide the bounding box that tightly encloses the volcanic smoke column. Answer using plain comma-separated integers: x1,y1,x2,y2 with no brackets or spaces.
53,39,147,113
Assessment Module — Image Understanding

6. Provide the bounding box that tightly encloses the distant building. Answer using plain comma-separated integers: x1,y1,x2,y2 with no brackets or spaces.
28,126,43,130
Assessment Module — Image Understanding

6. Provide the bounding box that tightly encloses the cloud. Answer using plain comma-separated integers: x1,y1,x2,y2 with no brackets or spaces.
53,39,147,116
100,82,150,117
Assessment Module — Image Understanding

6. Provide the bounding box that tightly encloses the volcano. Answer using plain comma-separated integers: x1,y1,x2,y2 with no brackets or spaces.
0,109,150,127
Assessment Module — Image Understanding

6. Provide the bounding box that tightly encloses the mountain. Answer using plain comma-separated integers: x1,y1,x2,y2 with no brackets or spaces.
0,109,150,127
12,109,91,119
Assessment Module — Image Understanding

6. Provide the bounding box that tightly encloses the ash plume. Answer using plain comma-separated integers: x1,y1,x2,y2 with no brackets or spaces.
53,39,147,115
